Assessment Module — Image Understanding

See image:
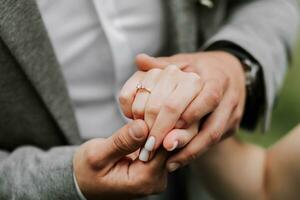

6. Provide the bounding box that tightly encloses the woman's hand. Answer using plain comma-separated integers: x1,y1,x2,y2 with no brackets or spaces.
119,65,203,162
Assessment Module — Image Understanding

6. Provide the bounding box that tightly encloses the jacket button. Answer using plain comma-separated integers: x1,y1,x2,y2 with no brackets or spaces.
199,0,214,8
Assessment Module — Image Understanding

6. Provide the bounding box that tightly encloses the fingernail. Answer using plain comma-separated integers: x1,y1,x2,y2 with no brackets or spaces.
167,163,180,173
139,148,150,162
175,120,186,129
167,141,178,151
144,136,156,151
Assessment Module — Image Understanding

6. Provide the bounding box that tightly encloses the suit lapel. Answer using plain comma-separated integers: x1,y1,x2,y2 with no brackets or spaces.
0,0,81,144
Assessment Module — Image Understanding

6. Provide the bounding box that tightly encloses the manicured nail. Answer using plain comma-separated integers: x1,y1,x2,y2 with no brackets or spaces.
167,141,178,151
175,120,186,129
139,148,150,162
167,163,180,173
144,136,156,151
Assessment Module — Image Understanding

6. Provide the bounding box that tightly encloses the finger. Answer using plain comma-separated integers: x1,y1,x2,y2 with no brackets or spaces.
220,106,243,140
104,120,149,163
144,65,180,129
132,69,161,120
178,79,225,127
146,72,202,153
136,54,187,71
163,122,198,151
119,71,145,118
226,84,246,133
220,86,245,140
167,91,237,171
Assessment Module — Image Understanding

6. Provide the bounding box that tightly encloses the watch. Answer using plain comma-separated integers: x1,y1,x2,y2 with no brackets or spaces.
223,48,260,96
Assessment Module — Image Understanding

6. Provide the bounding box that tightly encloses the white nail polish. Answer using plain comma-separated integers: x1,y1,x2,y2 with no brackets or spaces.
139,148,150,162
144,136,156,151
168,141,178,151
167,163,180,172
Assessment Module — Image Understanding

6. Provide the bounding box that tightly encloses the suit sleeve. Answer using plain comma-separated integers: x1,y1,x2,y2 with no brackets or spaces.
0,146,81,200
204,0,299,130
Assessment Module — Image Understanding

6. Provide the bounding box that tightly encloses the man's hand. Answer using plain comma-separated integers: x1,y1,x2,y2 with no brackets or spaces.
135,52,246,171
73,120,168,200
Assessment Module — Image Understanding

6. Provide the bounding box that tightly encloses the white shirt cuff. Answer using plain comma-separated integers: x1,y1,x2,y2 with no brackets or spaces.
73,172,88,200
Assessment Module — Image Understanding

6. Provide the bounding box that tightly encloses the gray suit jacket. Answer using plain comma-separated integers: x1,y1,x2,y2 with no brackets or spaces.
0,0,298,199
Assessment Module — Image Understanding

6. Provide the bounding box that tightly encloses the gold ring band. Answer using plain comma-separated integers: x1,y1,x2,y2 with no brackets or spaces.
136,83,151,94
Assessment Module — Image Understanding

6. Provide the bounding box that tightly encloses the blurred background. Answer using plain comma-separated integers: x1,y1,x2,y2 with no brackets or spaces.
238,39,300,147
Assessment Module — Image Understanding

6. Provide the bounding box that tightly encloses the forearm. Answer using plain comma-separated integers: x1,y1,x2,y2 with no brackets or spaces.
265,125,300,200
0,146,80,200
194,125,300,199
194,138,267,200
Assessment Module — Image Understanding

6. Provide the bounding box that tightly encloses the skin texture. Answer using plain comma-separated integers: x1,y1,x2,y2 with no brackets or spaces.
73,120,168,200
119,51,246,170
194,124,300,200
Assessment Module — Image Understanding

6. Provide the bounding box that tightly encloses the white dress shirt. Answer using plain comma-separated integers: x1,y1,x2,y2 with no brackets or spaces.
37,0,166,140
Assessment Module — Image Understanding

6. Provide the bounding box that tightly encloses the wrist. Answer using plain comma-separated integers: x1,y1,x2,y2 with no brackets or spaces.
210,51,244,69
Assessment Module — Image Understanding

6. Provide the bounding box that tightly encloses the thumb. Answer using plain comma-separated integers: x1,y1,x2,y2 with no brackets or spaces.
135,54,187,71
105,120,149,162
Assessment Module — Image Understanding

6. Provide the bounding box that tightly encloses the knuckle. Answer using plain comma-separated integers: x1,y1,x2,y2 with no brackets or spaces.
163,101,180,114
205,90,222,108
207,129,221,146
181,110,193,122
113,133,135,153
187,73,203,89
146,104,161,117
149,68,162,74
119,91,131,106
191,109,202,120
228,94,239,107
166,64,179,73
183,109,199,123
183,149,200,162
132,105,144,119
187,72,201,81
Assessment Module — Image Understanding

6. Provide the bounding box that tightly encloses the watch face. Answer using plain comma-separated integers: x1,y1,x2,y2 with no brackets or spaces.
242,58,260,97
